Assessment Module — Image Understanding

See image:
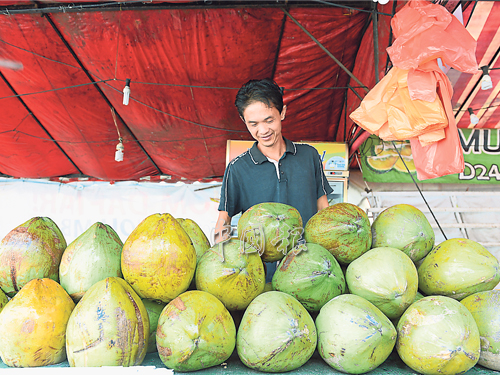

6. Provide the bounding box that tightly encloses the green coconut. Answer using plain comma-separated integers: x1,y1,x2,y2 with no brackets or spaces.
0,217,66,297
414,291,425,302
316,294,397,374
261,282,274,293
177,218,211,264
0,278,75,367
272,242,345,312
371,204,435,262
121,213,197,303
0,288,7,313
142,299,167,353
195,239,265,310
461,290,500,371
66,277,149,367
397,295,480,375
418,238,500,300
237,291,317,372
156,290,236,372
346,247,418,320
59,222,123,301
304,203,371,264
237,202,303,262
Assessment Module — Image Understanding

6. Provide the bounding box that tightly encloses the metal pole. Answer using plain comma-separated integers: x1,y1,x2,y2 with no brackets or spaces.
282,8,369,93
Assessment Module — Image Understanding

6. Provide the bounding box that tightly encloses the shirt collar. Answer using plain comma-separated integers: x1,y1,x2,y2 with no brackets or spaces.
248,137,296,165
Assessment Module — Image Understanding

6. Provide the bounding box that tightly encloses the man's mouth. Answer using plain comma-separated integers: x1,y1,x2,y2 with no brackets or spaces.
260,134,273,141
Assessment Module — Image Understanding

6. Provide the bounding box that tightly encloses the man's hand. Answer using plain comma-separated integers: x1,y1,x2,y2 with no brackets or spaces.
214,211,232,244
317,195,329,212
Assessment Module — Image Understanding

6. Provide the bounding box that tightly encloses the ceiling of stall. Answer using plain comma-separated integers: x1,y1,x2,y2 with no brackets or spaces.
0,0,497,182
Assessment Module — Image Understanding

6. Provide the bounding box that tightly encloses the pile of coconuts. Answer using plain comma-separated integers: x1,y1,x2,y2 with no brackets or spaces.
0,202,498,375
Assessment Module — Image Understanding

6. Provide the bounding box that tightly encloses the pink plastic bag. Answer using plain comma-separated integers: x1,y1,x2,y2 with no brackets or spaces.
387,0,478,74
409,67,463,180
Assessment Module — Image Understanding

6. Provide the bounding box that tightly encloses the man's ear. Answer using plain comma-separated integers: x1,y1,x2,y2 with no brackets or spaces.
281,105,287,120
240,115,246,124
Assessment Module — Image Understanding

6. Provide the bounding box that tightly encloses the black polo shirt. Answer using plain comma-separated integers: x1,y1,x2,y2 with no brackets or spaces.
219,138,333,226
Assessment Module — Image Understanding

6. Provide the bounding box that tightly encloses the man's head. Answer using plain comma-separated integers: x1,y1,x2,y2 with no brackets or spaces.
235,79,287,149
235,78,284,120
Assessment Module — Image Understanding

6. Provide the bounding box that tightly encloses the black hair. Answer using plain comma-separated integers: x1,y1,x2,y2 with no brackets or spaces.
235,78,284,119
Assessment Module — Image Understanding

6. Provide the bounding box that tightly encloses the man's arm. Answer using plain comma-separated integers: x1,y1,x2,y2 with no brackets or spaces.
317,195,329,212
214,210,232,244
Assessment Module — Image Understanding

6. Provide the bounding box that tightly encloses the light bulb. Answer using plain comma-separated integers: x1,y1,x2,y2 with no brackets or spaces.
481,74,493,90
468,108,479,125
378,0,390,4
115,140,124,162
123,78,131,105
480,66,493,91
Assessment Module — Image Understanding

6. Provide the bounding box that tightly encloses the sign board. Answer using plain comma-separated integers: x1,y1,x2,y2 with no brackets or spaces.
226,140,348,171
359,129,500,184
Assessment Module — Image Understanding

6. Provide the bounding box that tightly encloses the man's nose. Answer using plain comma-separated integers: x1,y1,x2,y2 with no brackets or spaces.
258,124,269,134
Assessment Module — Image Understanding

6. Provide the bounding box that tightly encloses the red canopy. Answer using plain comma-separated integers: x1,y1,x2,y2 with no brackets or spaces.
0,1,495,182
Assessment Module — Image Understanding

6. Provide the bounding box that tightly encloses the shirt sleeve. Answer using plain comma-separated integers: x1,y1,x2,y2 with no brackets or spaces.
314,150,333,199
218,162,241,217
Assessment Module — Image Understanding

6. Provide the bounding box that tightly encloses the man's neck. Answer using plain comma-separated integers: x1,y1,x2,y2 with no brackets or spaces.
257,137,286,161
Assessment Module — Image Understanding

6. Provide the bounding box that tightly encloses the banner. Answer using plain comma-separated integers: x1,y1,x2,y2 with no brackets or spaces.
360,129,500,184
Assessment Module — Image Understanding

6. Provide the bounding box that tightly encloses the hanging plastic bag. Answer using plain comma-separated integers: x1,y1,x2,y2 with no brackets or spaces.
409,67,463,180
349,66,448,144
387,0,478,74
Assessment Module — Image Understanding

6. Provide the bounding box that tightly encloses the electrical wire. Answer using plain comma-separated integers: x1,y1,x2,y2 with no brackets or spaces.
312,0,393,17
390,140,448,240
0,0,153,15
100,81,244,133
110,108,122,140
0,128,246,145
0,79,115,100
0,39,81,69
107,78,365,91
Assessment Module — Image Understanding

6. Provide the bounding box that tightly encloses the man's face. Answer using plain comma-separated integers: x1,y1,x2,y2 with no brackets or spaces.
241,101,286,148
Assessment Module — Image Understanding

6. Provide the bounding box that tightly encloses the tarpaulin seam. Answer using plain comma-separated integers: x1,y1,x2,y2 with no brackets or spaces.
0,70,82,174
41,12,162,175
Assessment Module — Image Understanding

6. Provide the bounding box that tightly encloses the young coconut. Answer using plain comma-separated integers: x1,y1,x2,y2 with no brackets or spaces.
397,295,480,375
461,290,500,371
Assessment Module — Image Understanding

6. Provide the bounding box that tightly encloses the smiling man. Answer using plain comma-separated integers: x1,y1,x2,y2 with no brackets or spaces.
215,78,333,280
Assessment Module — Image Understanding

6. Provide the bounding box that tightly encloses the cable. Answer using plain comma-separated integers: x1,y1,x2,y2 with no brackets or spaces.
101,81,247,133
0,79,115,100
457,102,500,113
312,0,393,17
0,128,247,145
391,140,448,240
0,77,366,101
111,78,365,91
0,39,81,69
0,0,151,15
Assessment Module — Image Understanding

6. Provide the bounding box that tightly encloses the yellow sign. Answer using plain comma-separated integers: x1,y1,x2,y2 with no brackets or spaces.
226,140,348,171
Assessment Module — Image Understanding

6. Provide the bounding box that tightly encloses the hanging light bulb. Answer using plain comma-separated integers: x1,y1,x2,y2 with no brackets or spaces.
480,66,493,91
372,0,389,4
123,78,131,105
115,138,124,162
468,108,479,125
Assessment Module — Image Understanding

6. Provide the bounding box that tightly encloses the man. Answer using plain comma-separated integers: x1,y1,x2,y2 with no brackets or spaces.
215,78,333,279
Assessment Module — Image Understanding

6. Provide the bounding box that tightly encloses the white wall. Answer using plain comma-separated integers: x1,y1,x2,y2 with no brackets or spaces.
0,178,222,246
